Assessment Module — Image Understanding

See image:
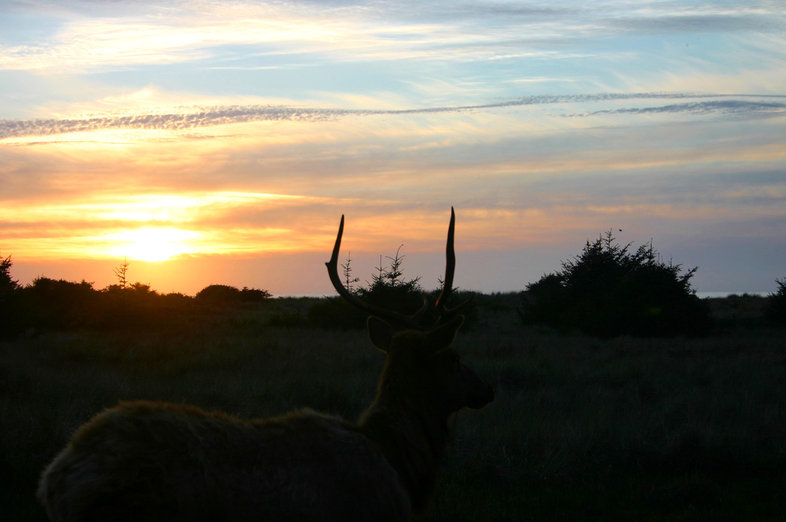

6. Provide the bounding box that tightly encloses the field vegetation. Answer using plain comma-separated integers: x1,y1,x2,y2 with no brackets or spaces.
2,249,785,520
1,291,784,521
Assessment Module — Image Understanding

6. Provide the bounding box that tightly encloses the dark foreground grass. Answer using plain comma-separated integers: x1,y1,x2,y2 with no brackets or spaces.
2,297,785,521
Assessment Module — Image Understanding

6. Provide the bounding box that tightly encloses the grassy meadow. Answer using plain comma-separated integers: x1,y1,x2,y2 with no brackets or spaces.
2,294,785,521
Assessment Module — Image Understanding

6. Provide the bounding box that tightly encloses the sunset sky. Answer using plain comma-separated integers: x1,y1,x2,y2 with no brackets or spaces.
1,0,785,296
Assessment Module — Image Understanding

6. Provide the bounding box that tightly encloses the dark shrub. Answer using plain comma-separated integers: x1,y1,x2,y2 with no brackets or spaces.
17,277,100,330
521,231,711,338
520,273,565,327
0,255,21,338
765,278,786,325
239,286,272,302
0,255,16,294
311,245,427,330
97,283,193,330
358,245,425,316
358,279,425,317
195,284,271,305
195,284,243,303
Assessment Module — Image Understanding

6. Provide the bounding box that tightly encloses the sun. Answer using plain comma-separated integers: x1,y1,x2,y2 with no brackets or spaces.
106,227,201,262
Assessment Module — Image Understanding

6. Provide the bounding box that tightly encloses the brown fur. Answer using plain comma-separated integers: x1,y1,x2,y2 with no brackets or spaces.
38,317,493,522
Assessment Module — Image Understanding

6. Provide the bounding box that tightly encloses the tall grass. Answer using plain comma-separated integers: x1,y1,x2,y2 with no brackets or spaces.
2,296,784,521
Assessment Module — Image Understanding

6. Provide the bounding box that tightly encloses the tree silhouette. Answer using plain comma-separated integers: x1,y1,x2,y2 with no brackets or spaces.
521,231,711,337
114,258,129,289
341,251,360,293
0,254,17,297
309,244,424,330
359,245,423,315
765,278,786,325
0,254,20,337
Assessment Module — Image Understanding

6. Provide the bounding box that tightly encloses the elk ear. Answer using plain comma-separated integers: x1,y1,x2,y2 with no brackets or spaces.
427,315,465,352
367,316,394,353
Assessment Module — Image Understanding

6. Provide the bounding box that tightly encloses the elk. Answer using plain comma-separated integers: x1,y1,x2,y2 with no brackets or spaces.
38,208,494,522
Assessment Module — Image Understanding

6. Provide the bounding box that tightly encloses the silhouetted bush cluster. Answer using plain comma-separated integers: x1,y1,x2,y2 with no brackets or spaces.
6,278,198,333
307,245,427,330
99,283,196,330
357,277,425,318
359,245,425,315
18,278,99,330
0,256,273,337
195,284,271,305
521,231,712,338
765,278,786,325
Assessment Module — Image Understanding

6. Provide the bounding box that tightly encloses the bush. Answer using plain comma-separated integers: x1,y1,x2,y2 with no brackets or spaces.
3,268,273,334
238,286,272,302
195,284,271,305
0,255,21,338
306,280,429,330
96,283,198,330
521,231,711,338
764,278,786,325
359,245,424,316
10,277,202,333
196,284,242,303
17,277,100,330
358,279,425,317
309,245,427,330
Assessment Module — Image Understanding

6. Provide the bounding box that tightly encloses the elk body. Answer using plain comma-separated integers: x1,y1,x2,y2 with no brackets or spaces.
38,209,494,522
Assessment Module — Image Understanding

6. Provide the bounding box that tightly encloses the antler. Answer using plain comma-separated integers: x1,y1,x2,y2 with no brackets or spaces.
434,207,456,313
326,208,463,330
434,207,472,321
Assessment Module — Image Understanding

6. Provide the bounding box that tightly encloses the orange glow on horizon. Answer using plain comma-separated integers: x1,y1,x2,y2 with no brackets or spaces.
104,228,201,262
0,191,329,262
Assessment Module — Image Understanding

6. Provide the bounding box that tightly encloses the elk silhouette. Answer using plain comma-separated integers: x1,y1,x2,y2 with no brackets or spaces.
38,208,494,522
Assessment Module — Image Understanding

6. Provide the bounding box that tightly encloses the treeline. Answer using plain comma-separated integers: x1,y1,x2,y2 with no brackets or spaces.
2,229,785,340
0,256,271,338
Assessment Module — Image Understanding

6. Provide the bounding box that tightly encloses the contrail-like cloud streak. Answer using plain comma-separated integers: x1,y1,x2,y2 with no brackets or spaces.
2,93,785,139
581,99,786,117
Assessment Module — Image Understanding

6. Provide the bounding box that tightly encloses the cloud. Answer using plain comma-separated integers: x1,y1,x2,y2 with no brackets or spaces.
610,13,786,34
3,93,785,140
576,99,786,117
4,1,783,75
0,106,342,139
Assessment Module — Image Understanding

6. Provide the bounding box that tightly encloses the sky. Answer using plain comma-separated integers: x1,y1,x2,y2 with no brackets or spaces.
1,0,785,297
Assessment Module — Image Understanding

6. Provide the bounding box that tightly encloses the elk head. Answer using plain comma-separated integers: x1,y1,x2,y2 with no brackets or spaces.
326,208,494,416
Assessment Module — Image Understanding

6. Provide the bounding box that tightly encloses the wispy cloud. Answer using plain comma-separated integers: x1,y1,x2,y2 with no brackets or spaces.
610,12,785,34
3,1,784,74
574,98,786,117
3,93,785,139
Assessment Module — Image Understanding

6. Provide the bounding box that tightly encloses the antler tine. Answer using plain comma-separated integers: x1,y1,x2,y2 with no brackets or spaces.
326,215,423,328
435,207,472,320
434,207,456,312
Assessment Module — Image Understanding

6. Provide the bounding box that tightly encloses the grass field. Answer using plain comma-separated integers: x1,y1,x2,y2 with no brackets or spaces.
2,294,784,521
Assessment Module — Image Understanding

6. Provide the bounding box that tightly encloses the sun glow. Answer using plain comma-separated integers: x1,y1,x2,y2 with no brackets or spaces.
105,228,202,262
0,190,321,261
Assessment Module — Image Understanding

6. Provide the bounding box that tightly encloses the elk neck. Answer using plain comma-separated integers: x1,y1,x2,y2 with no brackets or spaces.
357,378,450,513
